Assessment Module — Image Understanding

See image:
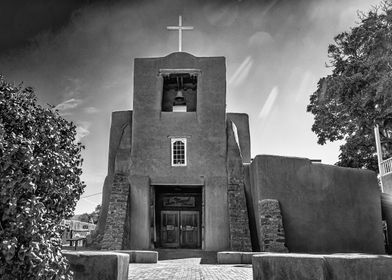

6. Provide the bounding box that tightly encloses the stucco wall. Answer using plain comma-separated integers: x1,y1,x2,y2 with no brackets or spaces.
129,52,229,250
249,155,385,254
129,175,150,249
131,52,227,179
204,176,230,250
382,173,392,195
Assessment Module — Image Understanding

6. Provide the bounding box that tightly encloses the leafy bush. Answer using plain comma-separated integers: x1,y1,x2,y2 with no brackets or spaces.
0,75,85,279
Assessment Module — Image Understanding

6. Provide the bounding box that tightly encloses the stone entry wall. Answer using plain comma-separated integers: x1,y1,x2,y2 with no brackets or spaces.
101,174,130,250
258,199,288,252
227,184,252,251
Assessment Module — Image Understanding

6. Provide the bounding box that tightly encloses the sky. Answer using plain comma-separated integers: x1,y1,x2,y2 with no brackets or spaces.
0,0,382,214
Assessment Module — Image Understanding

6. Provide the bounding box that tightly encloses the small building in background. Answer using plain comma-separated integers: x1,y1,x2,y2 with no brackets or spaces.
61,219,96,246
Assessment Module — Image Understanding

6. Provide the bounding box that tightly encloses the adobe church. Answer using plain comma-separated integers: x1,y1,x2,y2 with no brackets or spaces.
92,49,392,255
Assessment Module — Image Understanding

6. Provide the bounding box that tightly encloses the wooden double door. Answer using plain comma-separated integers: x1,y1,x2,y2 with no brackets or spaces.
160,210,200,248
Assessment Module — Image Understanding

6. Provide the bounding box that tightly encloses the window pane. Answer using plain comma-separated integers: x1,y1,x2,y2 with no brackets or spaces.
172,139,186,165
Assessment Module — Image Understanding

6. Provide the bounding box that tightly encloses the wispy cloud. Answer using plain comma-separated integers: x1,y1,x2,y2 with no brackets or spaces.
55,98,82,112
75,121,90,142
249,0,280,29
205,2,239,27
83,106,99,114
228,56,253,87
295,71,316,103
64,77,83,98
248,31,274,48
258,86,279,119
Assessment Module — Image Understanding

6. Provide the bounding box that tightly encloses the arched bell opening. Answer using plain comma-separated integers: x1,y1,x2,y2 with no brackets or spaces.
161,72,197,112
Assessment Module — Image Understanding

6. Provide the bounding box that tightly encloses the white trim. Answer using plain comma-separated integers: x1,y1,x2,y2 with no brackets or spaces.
381,157,392,176
159,69,201,76
171,138,187,166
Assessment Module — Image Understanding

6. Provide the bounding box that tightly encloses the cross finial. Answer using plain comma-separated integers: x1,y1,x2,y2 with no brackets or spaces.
167,15,194,52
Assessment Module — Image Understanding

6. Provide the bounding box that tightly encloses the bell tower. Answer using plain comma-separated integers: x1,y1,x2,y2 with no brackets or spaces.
128,52,229,250
96,16,251,252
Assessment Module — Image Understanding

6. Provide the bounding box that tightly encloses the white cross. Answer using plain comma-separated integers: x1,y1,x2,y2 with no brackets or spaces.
167,15,194,52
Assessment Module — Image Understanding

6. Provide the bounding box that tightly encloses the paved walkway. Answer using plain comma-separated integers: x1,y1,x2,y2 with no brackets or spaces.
128,258,253,280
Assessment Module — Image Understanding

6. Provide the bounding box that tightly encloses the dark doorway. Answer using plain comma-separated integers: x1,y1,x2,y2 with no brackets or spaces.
155,186,202,249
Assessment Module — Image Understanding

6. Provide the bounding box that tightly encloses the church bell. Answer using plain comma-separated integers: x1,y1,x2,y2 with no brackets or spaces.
173,90,186,106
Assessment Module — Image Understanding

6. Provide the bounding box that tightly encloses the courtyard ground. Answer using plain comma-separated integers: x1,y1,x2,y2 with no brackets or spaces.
128,258,252,280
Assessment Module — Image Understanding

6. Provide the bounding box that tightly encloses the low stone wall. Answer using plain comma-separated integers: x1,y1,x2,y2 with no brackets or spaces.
64,251,129,280
252,253,392,280
101,174,130,250
217,251,265,264
258,199,288,252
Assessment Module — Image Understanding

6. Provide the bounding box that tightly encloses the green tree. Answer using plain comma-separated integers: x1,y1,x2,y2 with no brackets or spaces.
78,213,91,223
90,204,101,224
74,204,101,224
307,1,392,172
0,75,85,279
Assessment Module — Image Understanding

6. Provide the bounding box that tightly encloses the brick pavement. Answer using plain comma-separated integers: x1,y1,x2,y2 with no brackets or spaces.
128,257,253,280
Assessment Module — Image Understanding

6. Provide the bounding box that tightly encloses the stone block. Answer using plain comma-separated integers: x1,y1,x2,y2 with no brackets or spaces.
115,250,158,263
324,254,392,280
258,199,288,253
64,251,129,280
241,252,262,264
217,251,242,264
218,251,266,264
252,253,327,280
252,253,392,280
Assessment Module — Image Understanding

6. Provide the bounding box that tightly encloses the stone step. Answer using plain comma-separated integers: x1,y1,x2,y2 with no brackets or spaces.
218,251,263,264
156,249,217,264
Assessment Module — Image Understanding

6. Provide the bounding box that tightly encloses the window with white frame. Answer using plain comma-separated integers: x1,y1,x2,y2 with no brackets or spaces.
171,138,187,166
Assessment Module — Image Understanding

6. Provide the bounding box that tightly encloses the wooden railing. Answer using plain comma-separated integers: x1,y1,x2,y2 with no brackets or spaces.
381,157,392,176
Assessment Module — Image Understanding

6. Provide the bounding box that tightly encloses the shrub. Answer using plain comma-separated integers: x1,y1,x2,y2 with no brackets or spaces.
0,75,85,279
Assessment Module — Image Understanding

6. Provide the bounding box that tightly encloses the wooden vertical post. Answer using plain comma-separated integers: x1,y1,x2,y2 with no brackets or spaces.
375,124,384,192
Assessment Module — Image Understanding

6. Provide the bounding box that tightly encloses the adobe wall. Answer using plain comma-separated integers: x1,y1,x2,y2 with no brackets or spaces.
129,175,150,249
249,155,385,254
